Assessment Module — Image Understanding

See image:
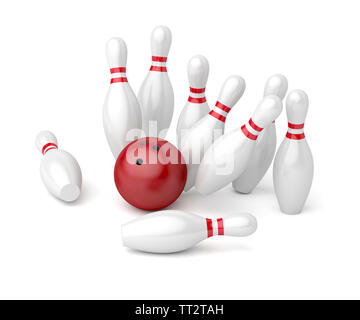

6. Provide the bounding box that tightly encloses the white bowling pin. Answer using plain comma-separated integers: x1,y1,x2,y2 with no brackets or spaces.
138,26,174,138
122,210,257,253
181,75,246,192
233,74,288,193
273,89,314,214
103,37,142,159
176,55,210,147
195,95,283,195
36,131,82,202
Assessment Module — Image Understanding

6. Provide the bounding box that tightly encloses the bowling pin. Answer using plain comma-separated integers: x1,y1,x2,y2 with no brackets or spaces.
176,55,210,147
233,74,288,193
36,131,82,202
181,75,246,192
122,210,257,253
273,89,314,214
103,37,142,159
138,26,174,138
195,95,283,195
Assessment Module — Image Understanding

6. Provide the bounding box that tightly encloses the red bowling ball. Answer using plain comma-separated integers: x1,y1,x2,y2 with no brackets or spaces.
114,137,187,211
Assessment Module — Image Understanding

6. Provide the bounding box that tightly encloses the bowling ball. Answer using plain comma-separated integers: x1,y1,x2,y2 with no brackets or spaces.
114,137,187,211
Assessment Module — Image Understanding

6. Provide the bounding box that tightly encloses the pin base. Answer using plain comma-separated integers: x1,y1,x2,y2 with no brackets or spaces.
60,184,81,202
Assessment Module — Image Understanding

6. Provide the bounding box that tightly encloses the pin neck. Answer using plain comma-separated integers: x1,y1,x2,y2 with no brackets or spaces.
42,143,58,155
188,87,206,104
286,122,305,140
206,218,224,237
241,118,263,140
190,87,205,93
150,56,167,72
208,101,231,123
110,67,128,83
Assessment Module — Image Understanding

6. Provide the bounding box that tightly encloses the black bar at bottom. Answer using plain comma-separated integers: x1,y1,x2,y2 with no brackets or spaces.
0,299,353,318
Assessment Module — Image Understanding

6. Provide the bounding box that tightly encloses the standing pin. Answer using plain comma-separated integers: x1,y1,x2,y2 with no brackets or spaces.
177,55,210,147
273,89,314,214
103,37,142,159
138,26,174,138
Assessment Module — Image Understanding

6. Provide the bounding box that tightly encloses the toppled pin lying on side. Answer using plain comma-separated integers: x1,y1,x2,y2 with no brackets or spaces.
122,210,257,253
36,130,82,202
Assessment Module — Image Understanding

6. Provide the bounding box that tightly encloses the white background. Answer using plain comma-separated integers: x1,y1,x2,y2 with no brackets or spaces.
0,0,358,300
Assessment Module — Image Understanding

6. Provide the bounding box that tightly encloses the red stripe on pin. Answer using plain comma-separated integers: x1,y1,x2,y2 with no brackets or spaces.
42,143,58,155
206,218,213,238
249,118,263,132
217,218,224,236
111,77,128,83
209,110,226,123
215,101,231,113
288,122,304,129
286,132,305,140
188,96,207,103
152,56,167,62
241,125,258,140
190,87,205,93
110,67,126,74
150,66,167,72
